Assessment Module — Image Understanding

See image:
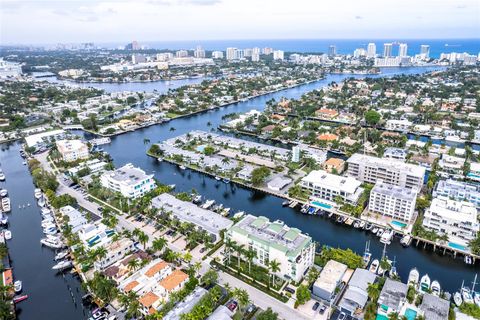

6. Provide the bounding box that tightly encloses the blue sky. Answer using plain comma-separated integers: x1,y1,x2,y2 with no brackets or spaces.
1,0,479,44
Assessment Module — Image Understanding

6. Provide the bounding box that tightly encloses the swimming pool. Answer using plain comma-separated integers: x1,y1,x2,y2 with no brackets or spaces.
196,145,206,152
391,220,407,228
448,242,467,251
404,308,417,320
311,201,332,209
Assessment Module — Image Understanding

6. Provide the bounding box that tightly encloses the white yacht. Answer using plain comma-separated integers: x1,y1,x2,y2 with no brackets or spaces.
52,260,73,271
400,235,412,247
453,292,463,307
3,230,12,240
431,280,441,296
0,189,7,197
369,259,379,273
54,251,69,261
34,188,42,199
408,268,420,286
40,237,64,249
380,230,394,245
14,280,22,293
37,196,45,207
462,286,474,304
420,274,431,293
2,198,11,212
0,171,5,181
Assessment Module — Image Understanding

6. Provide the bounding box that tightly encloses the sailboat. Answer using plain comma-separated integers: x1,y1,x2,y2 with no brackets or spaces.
389,257,398,278
471,274,480,307
363,241,372,267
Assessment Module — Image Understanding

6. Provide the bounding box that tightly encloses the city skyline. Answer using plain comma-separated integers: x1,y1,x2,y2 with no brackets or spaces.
1,0,479,44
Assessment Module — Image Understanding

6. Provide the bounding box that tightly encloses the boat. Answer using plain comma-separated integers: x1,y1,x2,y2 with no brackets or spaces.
364,223,373,231
363,241,372,267
300,203,309,214
201,200,215,209
400,234,412,247
52,260,73,271
214,176,221,181
34,188,42,199
369,259,379,273
336,215,345,223
37,196,45,207
22,161,27,165
420,274,431,293
179,165,186,170
408,268,420,286
2,198,11,212
157,158,163,162
380,230,394,245
43,227,58,235
0,189,7,197
462,286,474,304
40,238,64,249
192,195,202,204
282,200,290,207
14,280,22,293
13,295,28,304
359,221,366,229
474,292,480,307
222,178,230,184
233,211,245,219
42,221,56,228
372,227,379,234
376,229,384,237
3,230,12,240
465,255,473,265
327,212,334,218
0,171,5,181
54,251,69,261
454,292,463,307
353,221,361,228
0,214,8,226
41,207,52,216
431,280,441,296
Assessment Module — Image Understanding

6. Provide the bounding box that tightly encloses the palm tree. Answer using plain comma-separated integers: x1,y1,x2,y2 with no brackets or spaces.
233,288,250,313
367,283,380,302
183,251,192,264
127,258,140,272
235,243,245,270
95,247,108,262
221,157,231,167
269,259,281,286
224,238,235,265
388,312,400,320
245,248,257,273
137,231,149,250
151,237,167,255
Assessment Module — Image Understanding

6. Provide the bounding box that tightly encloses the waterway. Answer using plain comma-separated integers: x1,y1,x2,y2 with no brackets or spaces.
3,66,478,319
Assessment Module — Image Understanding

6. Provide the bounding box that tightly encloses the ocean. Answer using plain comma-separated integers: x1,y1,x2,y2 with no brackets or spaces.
101,38,480,58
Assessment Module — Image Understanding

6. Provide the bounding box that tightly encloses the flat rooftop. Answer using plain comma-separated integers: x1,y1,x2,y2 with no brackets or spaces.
314,260,347,294
372,180,418,201
301,170,362,194
152,193,233,235
347,153,425,177
103,163,152,184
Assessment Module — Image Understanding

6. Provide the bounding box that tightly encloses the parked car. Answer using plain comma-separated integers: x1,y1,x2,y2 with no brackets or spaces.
319,305,326,314
226,300,238,312
312,302,320,311
284,287,295,294
339,312,347,320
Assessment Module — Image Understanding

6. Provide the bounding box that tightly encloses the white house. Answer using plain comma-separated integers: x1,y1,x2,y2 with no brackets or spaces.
56,139,89,162
100,163,156,199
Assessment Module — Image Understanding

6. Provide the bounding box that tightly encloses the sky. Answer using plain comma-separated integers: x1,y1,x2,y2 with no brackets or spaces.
0,0,479,44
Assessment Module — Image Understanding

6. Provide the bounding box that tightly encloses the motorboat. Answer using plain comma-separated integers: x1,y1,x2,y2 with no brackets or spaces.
55,251,69,261
369,259,379,274
462,286,474,304
168,184,176,190
37,196,45,207
465,255,473,265
372,227,379,234
201,200,215,209
282,200,290,207
41,208,52,216
14,280,22,293
431,280,441,296
0,189,7,197
400,235,412,247
40,238,64,249
0,214,8,226
43,227,58,235
222,178,230,184
1,198,11,212
359,221,366,229
179,165,186,170
0,171,5,181
52,260,73,271
353,221,361,228
454,292,463,307
192,195,202,204
42,221,56,228
34,188,42,199
408,268,420,286
474,292,480,307
420,274,431,293
13,295,28,304
3,230,12,240
376,229,384,237
364,223,373,231
380,230,394,245
157,158,163,162
215,176,221,181
233,211,245,219
363,241,372,267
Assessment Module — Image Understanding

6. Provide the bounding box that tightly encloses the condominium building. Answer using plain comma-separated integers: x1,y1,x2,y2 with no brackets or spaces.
93,238,136,271
273,50,284,60
346,153,425,190
383,148,407,162
369,180,418,223
438,154,465,174
56,139,89,162
383,43,393,57
211,51,224,59
420,45,430,58
300,170,364,208
422,196,479,246
398,43,408,57
385,119,412,131
226,215,315,282
151,193,233,242
100,163,155,199
226,47,237,60
433,179,480,208
367,43,376,58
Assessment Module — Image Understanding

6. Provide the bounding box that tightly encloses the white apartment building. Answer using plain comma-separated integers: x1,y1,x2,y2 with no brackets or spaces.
300,170,364,208
367,43,376,58
385,119,412,131
226,47,237,60
273,50,284,60
433,179,480,208
100,163,155,199
212,51,224,59
226,215,315,282
93,238,136,271
369,180,418,223
438,154,465,174
423,196,479,246
56,139,89,162
346,153,425,190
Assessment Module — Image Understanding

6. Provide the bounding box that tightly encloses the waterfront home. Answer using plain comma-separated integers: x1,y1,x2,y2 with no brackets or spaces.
93,238,136,271
151,193,233,242
59,205,88,233
382,147,407,162
467,162,480,182
317,133,339,142
267,176,292,191
120,259,172,295
297,143,328,164
225,214,315,283
438,154,465,175
163,287,208,320
338,268,377,315
67,159,109,177
377,278,408,318
100,163,155,199
323,157,345,174
103,251,151,282
300,170,364,207
78,223,115,250
419,293,450,320
368,180,418,224
346,153,425,190
385,119,412,131
56,139,89,162
236,165,255,181
315,108,339,119
312,260,347,302
422,196,479,246
433,179,480,208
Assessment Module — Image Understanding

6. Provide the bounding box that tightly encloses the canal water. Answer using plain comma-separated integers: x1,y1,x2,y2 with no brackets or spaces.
3,66,477,319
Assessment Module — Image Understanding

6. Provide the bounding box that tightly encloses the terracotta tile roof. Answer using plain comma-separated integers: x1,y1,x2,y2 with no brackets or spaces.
124,280,139,292
317,133,338,141
2,269,13,286
316,108,338,116
325,158,344,166
139,291,159,308
145,261,168,278
159,270,188,292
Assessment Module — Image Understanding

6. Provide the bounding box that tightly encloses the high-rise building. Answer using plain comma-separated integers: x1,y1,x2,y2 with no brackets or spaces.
194,45,205,58
132,54,146,64
353,48,367,58
420,45,430,58
251,52,260,62
328,45,336,56
226,47,237,60
211,51,224,59
398,43,408,57
367,43,376,58
235,49,244,60
273,50,284,60
292,146,300,163
383,43,393,57
243,48,253,57
175,50,189,58
252,47,261,56
262,47,273,55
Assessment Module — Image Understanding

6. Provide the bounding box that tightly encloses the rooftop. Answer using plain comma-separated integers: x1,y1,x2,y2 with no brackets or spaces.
144,261,169,278
301,170,362,194
163,287,208,320
314,260,347,294
378,278,408,310
159,269,189,292
102,163,152,185
139,291,160,308
420,293,450,320
372,180,418,201
429,196,478,222
347,153,425,177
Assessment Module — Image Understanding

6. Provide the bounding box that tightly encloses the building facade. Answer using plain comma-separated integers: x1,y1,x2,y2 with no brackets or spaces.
100,163,155,199
56,139,89,162
433,179,480,208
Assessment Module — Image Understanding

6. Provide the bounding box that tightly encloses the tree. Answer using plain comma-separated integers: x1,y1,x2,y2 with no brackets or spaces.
127,258,140,271
137,231,149,250
365,110,381,126
201,270,219,287
152,237,167,255
269,259,281,286
295,284,311,306
233,288,250,312
256,308,278,320
367,283,380,302
245,248,257,273
250,166,271,186
388,312,400,320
